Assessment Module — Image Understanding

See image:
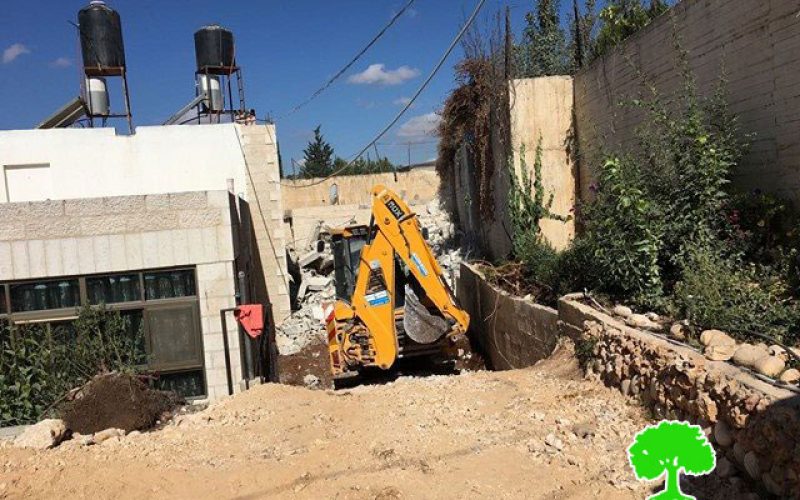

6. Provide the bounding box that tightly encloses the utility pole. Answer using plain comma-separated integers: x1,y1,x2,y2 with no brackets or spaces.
407,142,412,169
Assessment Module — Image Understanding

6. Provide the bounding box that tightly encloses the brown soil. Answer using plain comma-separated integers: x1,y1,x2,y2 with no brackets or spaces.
1,343,665,500
278,336,486,391
59,373,182,434
278,340,333,389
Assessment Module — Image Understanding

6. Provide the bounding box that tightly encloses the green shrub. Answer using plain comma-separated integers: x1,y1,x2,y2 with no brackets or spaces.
673,245,800,345
0,325,70,426
69,305,146,378
575,61,747,308
0,305,145,426
506,139,570,300
580,156,664,306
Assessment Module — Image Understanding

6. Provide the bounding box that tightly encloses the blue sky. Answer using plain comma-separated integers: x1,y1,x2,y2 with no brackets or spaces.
0,0,588,174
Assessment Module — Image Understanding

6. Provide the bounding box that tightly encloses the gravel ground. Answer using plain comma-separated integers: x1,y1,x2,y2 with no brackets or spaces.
0,344,664,500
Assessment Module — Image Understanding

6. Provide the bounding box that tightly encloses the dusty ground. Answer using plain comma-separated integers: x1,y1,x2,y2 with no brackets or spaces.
3,348,669,500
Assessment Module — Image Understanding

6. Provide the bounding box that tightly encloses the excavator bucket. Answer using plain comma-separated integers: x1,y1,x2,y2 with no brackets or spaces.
403,286,450,344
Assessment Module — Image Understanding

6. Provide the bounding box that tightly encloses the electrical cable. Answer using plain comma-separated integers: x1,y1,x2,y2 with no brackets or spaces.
277,0,416,120
282,0,488,188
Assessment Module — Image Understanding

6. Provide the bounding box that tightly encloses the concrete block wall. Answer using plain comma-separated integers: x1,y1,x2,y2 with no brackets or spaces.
510,77,576,251
574,0,800,203
235,124,291,325
281,168,440,211
0,190,242,401
457,263,561,370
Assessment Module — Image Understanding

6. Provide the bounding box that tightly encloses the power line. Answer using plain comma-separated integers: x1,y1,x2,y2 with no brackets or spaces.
277,0,416,120
282,0,488,188
376,140,439,146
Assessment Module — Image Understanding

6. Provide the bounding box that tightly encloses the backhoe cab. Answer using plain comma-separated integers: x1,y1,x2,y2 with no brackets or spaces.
326,185,469,381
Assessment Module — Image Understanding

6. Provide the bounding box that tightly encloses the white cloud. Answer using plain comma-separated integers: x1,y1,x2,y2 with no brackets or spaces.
393,96,412,107
348,64,420,86
49,57,72,68
3,43,30,64
356,98,376,109
398,112,441,142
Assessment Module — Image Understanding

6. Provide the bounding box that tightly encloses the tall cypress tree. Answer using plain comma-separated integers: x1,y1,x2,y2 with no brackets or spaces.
519,0,569,77
301,125,335,178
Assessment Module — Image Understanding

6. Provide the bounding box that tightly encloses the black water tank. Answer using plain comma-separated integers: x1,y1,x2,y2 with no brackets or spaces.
194,24,235,74
78,0,126,75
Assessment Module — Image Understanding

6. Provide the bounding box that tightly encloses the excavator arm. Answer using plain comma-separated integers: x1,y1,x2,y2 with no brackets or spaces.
328,185,469,375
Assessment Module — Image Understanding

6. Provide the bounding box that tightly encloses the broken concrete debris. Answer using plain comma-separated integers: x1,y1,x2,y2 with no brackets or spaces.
277,199,463,356
13,419,68,450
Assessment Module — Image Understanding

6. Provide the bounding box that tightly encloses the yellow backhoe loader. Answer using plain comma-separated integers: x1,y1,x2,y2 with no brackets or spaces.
325,185,470,383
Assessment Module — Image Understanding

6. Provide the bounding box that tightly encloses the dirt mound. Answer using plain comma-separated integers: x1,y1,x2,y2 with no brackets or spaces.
60,373,182,434
278,339,332,388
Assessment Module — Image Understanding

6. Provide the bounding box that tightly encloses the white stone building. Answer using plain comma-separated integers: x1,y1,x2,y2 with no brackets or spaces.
0,123,290,401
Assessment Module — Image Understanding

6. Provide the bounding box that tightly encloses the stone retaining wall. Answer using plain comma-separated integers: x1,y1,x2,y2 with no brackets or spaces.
457,263,560,370
559,295,800,498
456,266,800,496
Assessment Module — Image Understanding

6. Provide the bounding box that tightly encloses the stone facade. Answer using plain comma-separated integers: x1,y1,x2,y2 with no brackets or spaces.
236,124,291,325
0,190,243,402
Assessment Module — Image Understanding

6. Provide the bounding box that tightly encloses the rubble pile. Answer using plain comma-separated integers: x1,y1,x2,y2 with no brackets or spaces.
277,199,465,356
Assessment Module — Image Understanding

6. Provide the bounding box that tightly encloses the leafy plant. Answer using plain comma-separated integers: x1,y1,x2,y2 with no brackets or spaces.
517,0,570,77
508,139,571,291
0,325,69,426
0,306,146,426
593,0,669,59
332,156,396,176
580,156,664,305
69,305,147,378
673,245,800,345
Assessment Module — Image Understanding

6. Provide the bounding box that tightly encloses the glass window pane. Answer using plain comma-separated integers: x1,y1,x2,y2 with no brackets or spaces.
10,279,80,312
147,304,202,369
144,270,196,300
154,370,206,398
86,274,142,305
0,286,7,315
119,309,147,366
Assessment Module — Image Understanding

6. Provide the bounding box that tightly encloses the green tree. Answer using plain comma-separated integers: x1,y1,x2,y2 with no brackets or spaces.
518,0,569,77
628,421,716,500
331,157,397,176
593,0,669,58
569,0,597,69
301,125,335,178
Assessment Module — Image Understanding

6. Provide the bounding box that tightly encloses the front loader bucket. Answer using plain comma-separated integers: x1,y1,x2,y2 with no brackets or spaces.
403,286,450,344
